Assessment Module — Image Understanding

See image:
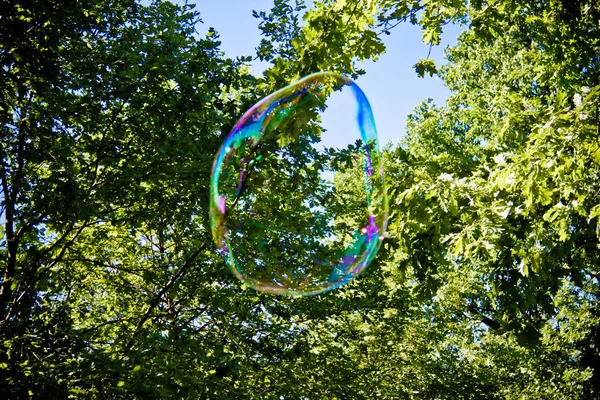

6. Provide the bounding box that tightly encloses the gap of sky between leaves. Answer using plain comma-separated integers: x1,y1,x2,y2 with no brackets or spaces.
194,0,463,148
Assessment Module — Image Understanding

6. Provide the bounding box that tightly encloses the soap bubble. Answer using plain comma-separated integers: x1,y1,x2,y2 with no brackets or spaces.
209,72,387,296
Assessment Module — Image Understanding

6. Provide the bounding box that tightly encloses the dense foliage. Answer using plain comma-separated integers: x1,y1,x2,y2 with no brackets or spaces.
1,0,599,398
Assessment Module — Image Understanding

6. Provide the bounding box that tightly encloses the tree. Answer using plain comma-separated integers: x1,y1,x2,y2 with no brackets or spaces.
0,0,250,396
379,0,600,397
257,0,600,397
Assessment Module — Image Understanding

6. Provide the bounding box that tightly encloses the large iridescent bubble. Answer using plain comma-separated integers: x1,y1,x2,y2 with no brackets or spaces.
209,72,388,296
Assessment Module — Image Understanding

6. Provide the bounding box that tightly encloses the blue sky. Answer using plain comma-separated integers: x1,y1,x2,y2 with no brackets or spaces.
195,0,463,146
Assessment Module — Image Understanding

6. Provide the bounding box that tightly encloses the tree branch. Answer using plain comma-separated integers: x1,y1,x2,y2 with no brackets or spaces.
0,92,32,322
124,241,208,351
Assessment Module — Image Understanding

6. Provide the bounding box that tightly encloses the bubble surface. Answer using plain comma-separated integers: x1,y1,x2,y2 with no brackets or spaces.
209,72,388,296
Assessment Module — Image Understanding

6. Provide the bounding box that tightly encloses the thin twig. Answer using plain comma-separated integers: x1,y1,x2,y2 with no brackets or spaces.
124,241,208,351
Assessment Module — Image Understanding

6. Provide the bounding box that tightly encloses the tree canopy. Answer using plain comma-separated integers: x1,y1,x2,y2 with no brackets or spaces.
1,0,600,398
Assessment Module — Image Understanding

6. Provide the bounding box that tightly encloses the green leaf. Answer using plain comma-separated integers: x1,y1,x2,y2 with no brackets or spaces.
413,59,438,78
